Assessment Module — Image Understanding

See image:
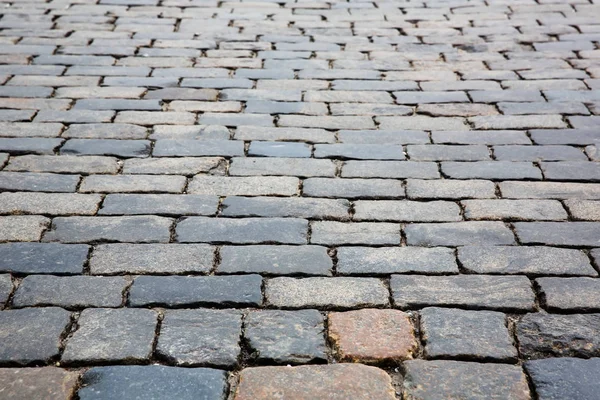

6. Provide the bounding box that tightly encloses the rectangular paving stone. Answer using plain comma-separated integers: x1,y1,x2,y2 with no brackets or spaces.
493,145,587,161
405,222,515,246
500,181,600,199
420,307,517,361
62,308,157,364
526,358,600,400
43,216,173,243
442,161,542,180
221,197,350,220
469,115,567,130
0,367,79,400
90,244,213,275
314,144,405,160
248,141,311,158
157,309,241,368
0,215,50,242
311,221,400,245
128,275,262,307
63,124,147,140
246,310,327,364
407,145,490,161
6,155,119,174
235,126,335,143
378,116,469,131
459,246,596,276
0,137,63,155
432,130,530,145
229,158,336,177
538,277,600,312
100,194,218,216
13,275,127,308
406,179,496,199
80,175,186,193
278,115,375,130
0,308,71,365
0,192,101,215
564,200,600,221
61,139,151,157
219,245,332,276
337,247,458,275
517,313,600,359
0,243,88,275
177,217,308,244
354,200,461,222
514,222,600,246
403,360,530,400
153,139,244,157
338,130,429,145
541,161,600,181
0,172,77,193
266,277,389,309
0,123,62,139
189,176,299,196
462,199,568,221
342,161,439,179
78,366,227,400
530,129,600,145
391,275,535,311
123,157,223,175
303,178,404,199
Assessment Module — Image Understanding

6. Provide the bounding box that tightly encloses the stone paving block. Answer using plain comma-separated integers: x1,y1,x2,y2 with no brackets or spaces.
123,157,223,175
245,309,327,364
403,360,530,400
525,357,600,400
405,221,515,246
0,307,71,364
462,199,568,221
221,196,350,220
235,126,335,143
328,309,416,363
354,200,461,222
153,139,244,157
514,222,600,246
530,129,600,145
517,313,600,359
266,277,389,309
90,244,214,275
61,139,151,157
219,245,332,276
407,144,490,161
278,115,375,130
62,308,157,364
100,194,218,216
420,307,517,361
303,178,404,199
0,123,62,139
248,141,312,158
177,217,307,244
342,161,439,179
234,364,395,400
128,275,262,307
336,246,458,275
0,137,63,155
537,277,600,311
500,181,600,199
311,221,400,245
229,157,336,177
378,116,469,131
433,129,531,145
6,155,119,174
442,161,542,180
391,275,534,311
541,161,600,181
0,192,101,216
458,246,595,276
564,200,600,221
406,179,496,199
338,130,429,145
80,174,186,193
13,275,127,308
43,216,173,243
62,123,148,140
0,367,80,400
157,309,242,367
151,125,230,140
0,215,50,242
493,144,587,161
0,243,88,275
78,366,227,400
189,176,299,196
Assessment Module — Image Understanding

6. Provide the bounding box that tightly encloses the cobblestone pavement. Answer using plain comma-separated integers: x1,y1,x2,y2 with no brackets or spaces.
0,0,599,398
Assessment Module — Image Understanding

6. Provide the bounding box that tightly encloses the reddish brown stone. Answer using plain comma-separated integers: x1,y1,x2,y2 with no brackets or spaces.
234,364,396,400
328,309,417,363
0,367,80,400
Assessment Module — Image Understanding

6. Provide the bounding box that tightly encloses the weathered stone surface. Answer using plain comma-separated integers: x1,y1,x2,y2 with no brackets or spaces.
458,246,595,276
219,245,331,276
403,360,530,400
99,194,218,216
245,310,327,364
157,309,241,367
514,222,600,246
78,366,227,400
303,178,404,199
0,215,50,242
128,275,262,307
337,246,458,275
221,196,350,220
405,222,515,246
328,309,416,363
0,307,71,364
13,275,126,308
90,244,214,275
462,199,568,221
354,200,461,222
311,221,400,245
234,364,396,400
0,367,79,400
266,277,389,309
564,199,600,220
0,243,89,274
62,308,157,364
0,192,101,215
391,275,535,311
517,313,600,359
189,176,299,196
406,179,496,199
526,357,600,400
0,171,80,193
420,307,517,361
538,277,600,311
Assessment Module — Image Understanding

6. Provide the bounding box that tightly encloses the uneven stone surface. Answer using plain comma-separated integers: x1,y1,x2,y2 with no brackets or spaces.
328,309,416,363
234,364,396,400
0,367,80,400
1,1,599,397
526,358,600,400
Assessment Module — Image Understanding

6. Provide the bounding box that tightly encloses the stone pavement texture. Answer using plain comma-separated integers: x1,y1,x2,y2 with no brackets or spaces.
0,0,599,398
